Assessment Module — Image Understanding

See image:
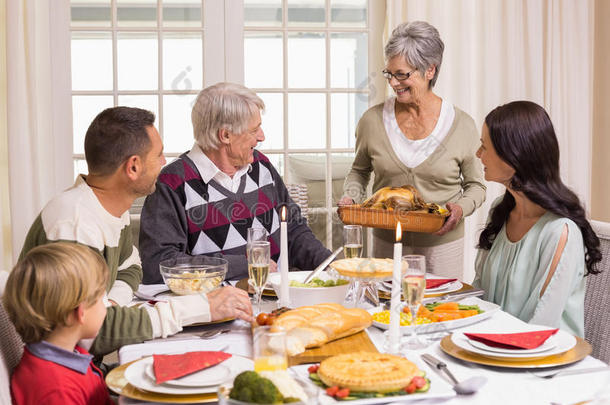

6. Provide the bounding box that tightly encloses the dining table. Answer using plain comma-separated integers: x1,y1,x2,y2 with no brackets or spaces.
109,283,610,405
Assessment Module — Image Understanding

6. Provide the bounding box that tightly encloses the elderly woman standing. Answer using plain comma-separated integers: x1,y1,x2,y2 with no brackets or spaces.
339,21,485,278
139,82,331,283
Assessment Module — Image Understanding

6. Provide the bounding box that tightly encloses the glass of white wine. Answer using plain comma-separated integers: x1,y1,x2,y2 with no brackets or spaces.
248,240,270,314
247,227,269,256
343,225,363,258
401,254,429,350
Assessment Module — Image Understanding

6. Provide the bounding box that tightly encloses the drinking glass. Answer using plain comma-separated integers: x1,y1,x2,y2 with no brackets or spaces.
343,225,363,258
253,326,287,372
248,241,270,314
401,255,429,350
247,227,269,256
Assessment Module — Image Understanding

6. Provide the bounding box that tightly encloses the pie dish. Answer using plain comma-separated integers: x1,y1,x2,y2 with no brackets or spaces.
329,258,398,279
317,352,420,392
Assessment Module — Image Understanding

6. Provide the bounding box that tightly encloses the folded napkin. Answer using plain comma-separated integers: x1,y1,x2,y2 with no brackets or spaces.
426,278,457,289
152,351,232,384
464,329,559,350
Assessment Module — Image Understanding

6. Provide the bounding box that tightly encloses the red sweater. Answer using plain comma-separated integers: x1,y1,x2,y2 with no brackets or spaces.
11,346,114,405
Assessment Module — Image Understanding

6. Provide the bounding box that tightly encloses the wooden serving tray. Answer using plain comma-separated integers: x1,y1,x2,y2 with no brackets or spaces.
289,330,378,366
338,205,449,233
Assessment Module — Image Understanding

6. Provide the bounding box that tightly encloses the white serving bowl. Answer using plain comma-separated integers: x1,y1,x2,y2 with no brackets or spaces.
268,271,350,308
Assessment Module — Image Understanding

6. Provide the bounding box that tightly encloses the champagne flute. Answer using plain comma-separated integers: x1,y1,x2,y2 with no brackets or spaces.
247,227,269,257
343,225,363,258
248,241,270,314
401,255,429,350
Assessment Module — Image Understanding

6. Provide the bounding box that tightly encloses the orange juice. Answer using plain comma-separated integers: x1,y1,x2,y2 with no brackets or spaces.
254,355,288,372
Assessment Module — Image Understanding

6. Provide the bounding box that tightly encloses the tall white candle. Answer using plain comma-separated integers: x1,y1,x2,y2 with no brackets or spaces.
279,206,290,307
389,222,402,354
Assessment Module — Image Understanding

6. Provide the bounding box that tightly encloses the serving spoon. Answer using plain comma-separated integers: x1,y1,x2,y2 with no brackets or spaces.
421,354,487,395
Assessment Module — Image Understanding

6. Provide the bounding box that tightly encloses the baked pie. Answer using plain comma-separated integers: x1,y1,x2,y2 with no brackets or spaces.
329,258,403,278
317,352,420,392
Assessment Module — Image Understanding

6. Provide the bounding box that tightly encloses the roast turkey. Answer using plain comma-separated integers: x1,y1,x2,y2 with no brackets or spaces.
361,185,443,214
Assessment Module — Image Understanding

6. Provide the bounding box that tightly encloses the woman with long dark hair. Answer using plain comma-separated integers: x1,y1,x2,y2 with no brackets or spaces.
473,101,601,337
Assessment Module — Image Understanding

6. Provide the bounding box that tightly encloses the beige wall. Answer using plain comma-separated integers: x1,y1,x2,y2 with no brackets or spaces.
592,0,610,222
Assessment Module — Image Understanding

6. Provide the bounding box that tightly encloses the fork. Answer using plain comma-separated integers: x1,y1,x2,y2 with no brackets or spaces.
530,366,610,379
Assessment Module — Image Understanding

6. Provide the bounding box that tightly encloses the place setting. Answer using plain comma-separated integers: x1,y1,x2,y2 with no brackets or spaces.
440,325,592,368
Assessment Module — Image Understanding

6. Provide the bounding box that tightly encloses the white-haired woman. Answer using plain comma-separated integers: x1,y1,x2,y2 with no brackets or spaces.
140,82,331,283
339,21,486,278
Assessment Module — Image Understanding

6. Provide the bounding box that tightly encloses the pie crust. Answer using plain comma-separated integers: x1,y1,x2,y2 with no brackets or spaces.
329,258,399,278
317,352,420,392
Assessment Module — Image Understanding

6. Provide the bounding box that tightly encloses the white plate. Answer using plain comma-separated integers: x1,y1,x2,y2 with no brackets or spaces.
144,362,231,388
467,335,557,354
451,328,577,360
124,355,253,395
291,356,456,404
370,297,500,335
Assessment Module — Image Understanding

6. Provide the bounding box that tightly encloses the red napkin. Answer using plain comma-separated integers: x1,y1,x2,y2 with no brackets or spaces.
426,278,457,289
152,351,232,384
464,329,559,350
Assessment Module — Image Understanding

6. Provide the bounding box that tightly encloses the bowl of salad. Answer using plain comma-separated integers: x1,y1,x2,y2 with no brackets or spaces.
268,271,350,307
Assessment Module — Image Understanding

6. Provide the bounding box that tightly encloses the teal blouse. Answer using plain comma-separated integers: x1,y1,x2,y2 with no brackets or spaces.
473,210,586,337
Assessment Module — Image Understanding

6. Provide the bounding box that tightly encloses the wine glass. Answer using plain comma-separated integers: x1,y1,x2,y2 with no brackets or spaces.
401,254,429,350
248,241,270,314
343,225,363,258
247,227,269,255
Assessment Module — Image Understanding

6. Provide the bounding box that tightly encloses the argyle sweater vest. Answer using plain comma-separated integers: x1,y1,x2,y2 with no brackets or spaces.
157,152,282,260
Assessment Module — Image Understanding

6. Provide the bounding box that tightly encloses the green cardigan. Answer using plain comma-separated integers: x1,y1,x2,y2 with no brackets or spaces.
343,102,486,247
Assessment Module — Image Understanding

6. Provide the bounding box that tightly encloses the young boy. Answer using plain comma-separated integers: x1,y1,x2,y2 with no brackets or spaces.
3,243,114,404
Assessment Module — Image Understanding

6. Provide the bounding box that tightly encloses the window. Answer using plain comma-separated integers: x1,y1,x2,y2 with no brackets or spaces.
70,0,207,174
243,0,383,249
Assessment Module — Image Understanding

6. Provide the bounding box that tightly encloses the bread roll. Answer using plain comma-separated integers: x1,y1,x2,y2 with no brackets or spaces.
270,303,372,356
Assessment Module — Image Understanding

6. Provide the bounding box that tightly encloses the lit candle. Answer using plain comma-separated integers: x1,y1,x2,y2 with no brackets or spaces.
389,222,402,354
279,206,290,307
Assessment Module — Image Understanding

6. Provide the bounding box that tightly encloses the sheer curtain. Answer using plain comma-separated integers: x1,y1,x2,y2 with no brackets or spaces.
4,0,73,265
385,0,594,282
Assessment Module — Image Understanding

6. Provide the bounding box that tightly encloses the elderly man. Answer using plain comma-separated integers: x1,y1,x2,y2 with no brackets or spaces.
19,107,253,356
140,82,331,284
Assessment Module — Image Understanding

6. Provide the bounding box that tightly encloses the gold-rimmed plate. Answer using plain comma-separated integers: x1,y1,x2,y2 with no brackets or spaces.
106,360,217,403
440,335,592,368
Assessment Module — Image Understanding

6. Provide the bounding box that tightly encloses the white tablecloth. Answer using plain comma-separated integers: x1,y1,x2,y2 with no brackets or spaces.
117,294,610,405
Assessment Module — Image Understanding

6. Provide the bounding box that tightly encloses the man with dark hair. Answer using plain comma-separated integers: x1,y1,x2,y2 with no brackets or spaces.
19,106,253,356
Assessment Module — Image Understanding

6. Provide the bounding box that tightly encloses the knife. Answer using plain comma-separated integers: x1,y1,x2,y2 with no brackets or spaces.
422,288,485,304
421,353,460,386
303,246,343,283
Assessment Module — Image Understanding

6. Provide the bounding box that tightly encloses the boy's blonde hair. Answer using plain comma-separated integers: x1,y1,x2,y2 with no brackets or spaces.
2,243,109,343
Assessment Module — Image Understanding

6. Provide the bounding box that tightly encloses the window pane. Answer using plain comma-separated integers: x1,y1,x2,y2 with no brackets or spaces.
287,0,325,27
244,0,282,27
163,32,203,91
163,94,197,154
258,93,283,149
162,0,202,27
74,159,89,177
264,153,284,177
330,32,368,88
117,95,159,128
331,93,368,148
244,32,283,88
287,153,326,202
287,32,325,88
117,0,157,27
117,32,158,91
71,32,113,91
288,93,325,149
70,0,111,27
330,0,367,27
72,95,114,154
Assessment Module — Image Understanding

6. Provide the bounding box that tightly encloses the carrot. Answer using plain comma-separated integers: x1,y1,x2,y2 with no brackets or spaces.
417,306,433,319
458,309,479,318
430,312,463,321
431,302,459,311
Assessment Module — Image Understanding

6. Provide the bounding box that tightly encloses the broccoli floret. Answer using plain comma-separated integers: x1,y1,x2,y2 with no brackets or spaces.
229,371,284,404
